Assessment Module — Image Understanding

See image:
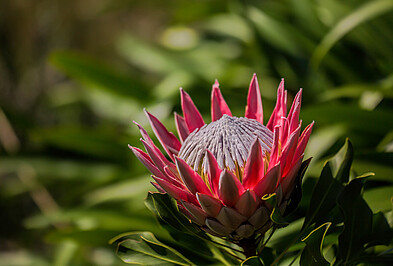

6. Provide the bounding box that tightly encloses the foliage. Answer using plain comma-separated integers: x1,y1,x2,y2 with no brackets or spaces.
1,0,393,265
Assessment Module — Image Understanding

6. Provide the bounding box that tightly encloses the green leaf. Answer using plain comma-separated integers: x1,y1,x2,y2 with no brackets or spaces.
145,193,240,265
301,103,393,135
363,186,393,212
50,51,149,101
300,222,331,266
144,192,200,235
311,0,393,68
262,193,288,227
241,256,264,266
331,138,353,183
302,162,344,229
113,231,194,265
337,177,373,264
284,158,312,216
367,212,393,247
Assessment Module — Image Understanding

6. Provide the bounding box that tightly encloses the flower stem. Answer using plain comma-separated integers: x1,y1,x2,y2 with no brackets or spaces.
238,238,257,258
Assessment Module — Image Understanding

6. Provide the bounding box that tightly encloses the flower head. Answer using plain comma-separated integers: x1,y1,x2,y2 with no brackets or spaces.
130,74,313,240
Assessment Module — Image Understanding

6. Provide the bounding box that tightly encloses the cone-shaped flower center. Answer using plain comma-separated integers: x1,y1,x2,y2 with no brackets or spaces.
178,115,273,175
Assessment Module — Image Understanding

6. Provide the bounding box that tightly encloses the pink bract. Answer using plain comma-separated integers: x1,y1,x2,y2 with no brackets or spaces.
130,74,313,240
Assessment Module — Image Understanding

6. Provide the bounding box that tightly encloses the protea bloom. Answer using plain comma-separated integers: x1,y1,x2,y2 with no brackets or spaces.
130,74,313,243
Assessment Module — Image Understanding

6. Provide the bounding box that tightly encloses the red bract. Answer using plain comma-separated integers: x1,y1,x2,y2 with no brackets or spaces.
130,74,313,240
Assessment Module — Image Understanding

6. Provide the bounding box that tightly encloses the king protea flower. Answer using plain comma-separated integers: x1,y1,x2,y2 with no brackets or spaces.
129,74,313,241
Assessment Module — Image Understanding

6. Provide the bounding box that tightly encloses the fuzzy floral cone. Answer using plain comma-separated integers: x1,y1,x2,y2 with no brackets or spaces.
129,74,313,255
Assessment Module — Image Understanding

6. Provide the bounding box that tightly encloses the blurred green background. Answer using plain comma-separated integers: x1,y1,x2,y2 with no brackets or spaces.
1,0,393,265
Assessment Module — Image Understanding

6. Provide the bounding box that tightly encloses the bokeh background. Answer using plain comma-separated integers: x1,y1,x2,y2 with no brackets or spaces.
1,0,393,265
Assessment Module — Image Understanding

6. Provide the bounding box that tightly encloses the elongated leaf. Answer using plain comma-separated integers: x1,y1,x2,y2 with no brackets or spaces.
300,222,331,266
241,256,263,266
337,177,373,264
312,0,393,68
302,162,343,229
50,51,149,101
301,103,393,135
113,232,193,265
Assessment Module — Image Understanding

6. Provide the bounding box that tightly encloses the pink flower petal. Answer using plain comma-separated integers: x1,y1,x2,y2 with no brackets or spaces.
280,125,301,176
144,109,181,160
211,80,232,121
280,117,289,145
151,182,165,193
268,126,281,169
205,150,221,196
245,74,263,124
293,121,314,163
196,192,223,217
235,190,260,217
287,89,302,134
174,112,190,142
253,163,280,198
175,157,212,196
267,79,286,130
134,121,173,164
281,155,303,198
242,138,265,189
152,175,198,205
164,165,180,180
129,145,162,178
218,169,245,206
140,139,167,174
216,206,246,231
180,201,207,225
180,88,205,132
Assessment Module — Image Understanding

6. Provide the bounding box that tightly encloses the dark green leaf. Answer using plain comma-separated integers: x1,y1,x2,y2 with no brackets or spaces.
332,138,353,183
262,193,288,227
113,232,193,265
241,256,264,266
302,162,344,229
270,208,289,228
367,212,393,247
300,222,331,266
144,192,200,235
337,177,373,263
258,247,274,266
284,158,312,216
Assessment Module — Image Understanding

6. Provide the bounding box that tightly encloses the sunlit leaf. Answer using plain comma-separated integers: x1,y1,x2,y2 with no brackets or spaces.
312,0,393,68
363,186,393,212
